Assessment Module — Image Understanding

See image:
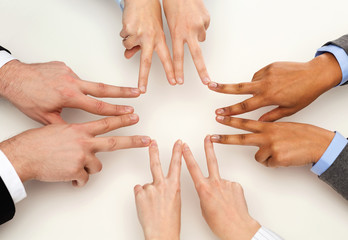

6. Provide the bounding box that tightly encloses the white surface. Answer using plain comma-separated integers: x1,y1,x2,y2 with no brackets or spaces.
0,0,348,239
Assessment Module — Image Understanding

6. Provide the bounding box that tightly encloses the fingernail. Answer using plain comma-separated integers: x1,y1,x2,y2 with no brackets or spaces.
131,88,140,94
176,139,182,146
125,106,134,113
211,135,221,142
216,108,224,115
209,82,218,88
129,114,138,121
150,140,157,147
202,77,211,85
177,78,184,85
141,137,151,145
139,86,146,93
216,116,224,121
169,78,176,85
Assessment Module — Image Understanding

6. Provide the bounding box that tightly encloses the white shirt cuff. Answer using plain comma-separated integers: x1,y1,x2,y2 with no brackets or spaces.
0,150,27,203
0,50,16,69
252,226,283,240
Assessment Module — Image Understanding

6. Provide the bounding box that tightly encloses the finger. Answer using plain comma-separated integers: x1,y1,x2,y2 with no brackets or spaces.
134,184,143,196
123,35,139,50
82,115,139,136
208,81,259,95
125,46,141,59
172,39,184,84
183,143,205,185
45,113,66,124
155,41,176,85
79,80,140,98
120,28,129,39
85,156,103,174
138,45,154,93
215,116,264,133
210,134,263,146
149,140,164,183
167,140,183,181
70,94,135,116
204,135,220,179
197,30,206,42
255,149,272,164
215,96,265,116
259,107,294,122
92,135,151,152
187,38,210,85
72,170,89,187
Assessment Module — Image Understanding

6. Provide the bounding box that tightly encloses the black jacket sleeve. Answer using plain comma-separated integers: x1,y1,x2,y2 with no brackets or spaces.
0,46,11,54
319,143,348,200
0,177,15,224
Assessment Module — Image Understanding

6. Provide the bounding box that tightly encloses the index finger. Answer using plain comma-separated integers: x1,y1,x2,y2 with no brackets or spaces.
138,44,154,93
155,41,176,85
216,96,265,116
149,140,164,183
79,80,141,98
216,116,265,133
211,134,263,146
167,140,183,181
183,143,205,185
208,81,260,95
187,38,210,85
204,136,220,179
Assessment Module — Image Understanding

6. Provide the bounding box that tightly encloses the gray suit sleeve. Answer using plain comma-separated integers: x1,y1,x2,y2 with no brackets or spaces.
324,34,348,55
319,144,348,200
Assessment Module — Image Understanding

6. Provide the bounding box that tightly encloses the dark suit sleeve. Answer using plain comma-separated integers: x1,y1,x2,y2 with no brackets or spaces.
0,177,15,224
0,46,11,54
323,35,348,55
319,144,348,200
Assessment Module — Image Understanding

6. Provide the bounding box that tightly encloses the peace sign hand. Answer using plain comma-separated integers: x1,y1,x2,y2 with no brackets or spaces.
183,136,261,240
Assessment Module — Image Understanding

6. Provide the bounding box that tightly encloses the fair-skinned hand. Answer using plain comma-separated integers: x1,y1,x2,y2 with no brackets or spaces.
211,116,335,167
0,115,151,186
134,140,182,240
183,136,261,240
0,60,140,125
121,0,175,93
209,53,342,122
163,0,211,85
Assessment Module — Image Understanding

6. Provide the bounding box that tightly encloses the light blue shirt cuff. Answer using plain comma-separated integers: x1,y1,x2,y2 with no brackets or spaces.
311,132,348,176
315,45,348,86
115,0,124,11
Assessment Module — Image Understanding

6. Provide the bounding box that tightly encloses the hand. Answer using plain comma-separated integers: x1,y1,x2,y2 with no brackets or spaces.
209,53,342,122
211,116,335,167
183,136,261,240
134,140,182,240
163,0,211,85
121,0,175,93
0,60,140,124
0,114,151,186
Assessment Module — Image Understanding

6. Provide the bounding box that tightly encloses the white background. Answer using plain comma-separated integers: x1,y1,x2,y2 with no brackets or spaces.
0,0,348,239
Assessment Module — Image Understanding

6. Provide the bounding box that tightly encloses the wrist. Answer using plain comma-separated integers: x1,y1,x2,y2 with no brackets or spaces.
0,138,34,182
0,59,24,100
308,53,342,91
224,218,261,240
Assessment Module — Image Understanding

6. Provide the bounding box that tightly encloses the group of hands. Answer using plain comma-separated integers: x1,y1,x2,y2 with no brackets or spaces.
0,0,344,238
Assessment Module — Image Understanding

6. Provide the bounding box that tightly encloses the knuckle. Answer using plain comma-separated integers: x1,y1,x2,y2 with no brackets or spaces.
238,134,247,143
108,137,119,150
100,118,111,131
240,101,248,111
97,82,107,94
95,161,103,173
95,100,105,114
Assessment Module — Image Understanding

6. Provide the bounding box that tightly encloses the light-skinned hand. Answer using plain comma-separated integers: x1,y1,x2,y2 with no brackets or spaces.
209,53,342,122
163,0,211,85
0,115,151,186
0,60,140,124
134,140,182,240
183,136,261,240
211,116,335,167
121,0,175,93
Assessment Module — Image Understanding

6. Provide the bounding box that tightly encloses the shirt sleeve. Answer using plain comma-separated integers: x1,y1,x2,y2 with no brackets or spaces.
252,226,283,240
315,45,348,86
115,0,124,11
311,132,348,176
0,50,16,69
0,150,27,204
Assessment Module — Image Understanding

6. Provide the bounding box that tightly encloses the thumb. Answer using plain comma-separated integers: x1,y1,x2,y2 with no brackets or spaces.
259,107,293,122
124,46,141,59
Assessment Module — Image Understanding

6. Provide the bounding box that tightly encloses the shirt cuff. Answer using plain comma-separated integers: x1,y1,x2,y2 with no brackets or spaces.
252,226,283,240
0,50,16,69
115,0,124,11
311,132,348,176
0,150,27,203
315,45,348,86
